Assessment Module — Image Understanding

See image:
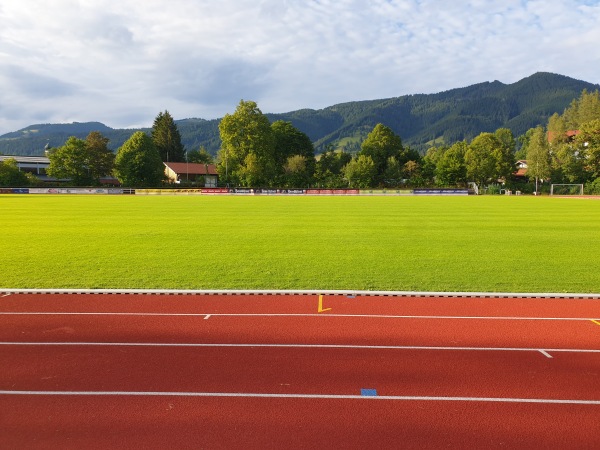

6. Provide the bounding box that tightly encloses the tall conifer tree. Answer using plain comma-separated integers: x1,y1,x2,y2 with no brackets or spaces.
152,110,185,162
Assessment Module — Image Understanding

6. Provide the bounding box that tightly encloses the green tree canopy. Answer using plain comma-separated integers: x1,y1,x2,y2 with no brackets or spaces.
218,100,276,187
114,131,164,187
47,132,114,186
314,148,352,188
435,141,468,186
525,126,551,188
271,120,316,182
283,155,312,188
85,131,115,182
359,123,404,185
562,89,600,129
492,128,516,181
547,113,568,144
577,119,600,180
152,110,185,162
465,133,501,187
187,146,214,164
343,155,376,188
383,156,403,186
0,158,30,187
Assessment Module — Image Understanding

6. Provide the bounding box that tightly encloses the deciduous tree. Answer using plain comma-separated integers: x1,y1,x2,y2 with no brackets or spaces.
314,148,351,188
436,141,467,186
465,133,499,187
187,146,214,164
271,120,315,183
343,155,376,188
218,100,275,187
0,158,30,186
525,126,551,192
114,132,164,187
359,124,404,185
47,132,114,186
577,119,600,180
283,155,311,188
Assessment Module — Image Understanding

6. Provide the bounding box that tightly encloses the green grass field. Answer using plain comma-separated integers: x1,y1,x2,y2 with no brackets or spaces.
1,194,599,293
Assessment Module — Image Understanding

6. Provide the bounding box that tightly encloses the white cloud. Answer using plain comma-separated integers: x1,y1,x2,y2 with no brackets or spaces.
1,0,599,135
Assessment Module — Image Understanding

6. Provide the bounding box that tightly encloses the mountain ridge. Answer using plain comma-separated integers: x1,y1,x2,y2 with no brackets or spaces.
2,72,598,156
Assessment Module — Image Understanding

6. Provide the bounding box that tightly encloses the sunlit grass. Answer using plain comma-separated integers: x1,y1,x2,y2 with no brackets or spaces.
1,194,599,293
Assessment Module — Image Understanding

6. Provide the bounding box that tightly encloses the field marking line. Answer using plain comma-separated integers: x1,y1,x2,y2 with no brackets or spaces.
0,312,597,322
1,390,599,404
204,315,211,320
1,294,11,298
539,350,553,358
592,320,600,326
1,342,598,354
318,294,332,313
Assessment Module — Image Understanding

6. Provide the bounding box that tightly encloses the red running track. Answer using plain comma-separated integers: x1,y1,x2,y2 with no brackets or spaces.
1,293,599,449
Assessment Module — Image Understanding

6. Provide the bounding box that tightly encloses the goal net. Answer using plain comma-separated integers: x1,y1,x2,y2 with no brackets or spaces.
550,184,584,196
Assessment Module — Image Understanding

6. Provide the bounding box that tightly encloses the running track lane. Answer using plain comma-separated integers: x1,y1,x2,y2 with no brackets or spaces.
1,293,600,449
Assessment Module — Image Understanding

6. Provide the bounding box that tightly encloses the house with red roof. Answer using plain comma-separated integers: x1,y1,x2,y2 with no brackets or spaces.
547,130,580,143
164,162,218,187
514,160,528,179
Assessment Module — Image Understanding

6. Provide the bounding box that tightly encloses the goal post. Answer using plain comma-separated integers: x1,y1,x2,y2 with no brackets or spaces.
550,184,584,196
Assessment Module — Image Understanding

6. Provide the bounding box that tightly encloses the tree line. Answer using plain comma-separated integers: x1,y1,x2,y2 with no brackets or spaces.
523,90,600,193
2,91,599,192
1,111,212,187
216,100,514,190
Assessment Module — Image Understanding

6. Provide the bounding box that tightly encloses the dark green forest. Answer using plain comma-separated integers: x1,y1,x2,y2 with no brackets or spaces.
2,72,599,156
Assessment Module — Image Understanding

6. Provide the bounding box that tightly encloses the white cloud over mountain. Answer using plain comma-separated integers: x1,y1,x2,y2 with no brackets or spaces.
1,0,599,135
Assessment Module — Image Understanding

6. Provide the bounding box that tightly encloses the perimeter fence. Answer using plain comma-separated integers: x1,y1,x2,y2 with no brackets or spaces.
0,187,471,196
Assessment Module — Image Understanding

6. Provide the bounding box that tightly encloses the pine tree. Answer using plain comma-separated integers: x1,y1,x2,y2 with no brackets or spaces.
152,111,185,162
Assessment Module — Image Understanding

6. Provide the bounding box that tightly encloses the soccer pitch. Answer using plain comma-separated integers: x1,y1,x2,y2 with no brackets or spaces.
1,194,599,293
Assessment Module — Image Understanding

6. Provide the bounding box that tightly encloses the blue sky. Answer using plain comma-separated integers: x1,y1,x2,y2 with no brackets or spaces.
1,0,599,135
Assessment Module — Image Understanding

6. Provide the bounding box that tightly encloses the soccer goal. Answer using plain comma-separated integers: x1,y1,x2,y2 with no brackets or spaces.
550,184,584,196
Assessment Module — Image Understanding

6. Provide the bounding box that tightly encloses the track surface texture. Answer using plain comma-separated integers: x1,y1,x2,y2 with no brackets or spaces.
1,292,599,449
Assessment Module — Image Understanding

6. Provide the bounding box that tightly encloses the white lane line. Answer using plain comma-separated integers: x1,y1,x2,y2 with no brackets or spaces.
0,312,596,321
1,294,11,298
0,342,598,353
1,390,599,404
539,350,553,358
204,315,211,320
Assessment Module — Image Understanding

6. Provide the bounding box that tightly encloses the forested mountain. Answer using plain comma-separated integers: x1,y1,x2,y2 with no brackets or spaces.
2,72,598,156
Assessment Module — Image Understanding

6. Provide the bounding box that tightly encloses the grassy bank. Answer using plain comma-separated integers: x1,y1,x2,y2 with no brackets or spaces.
1,194,598,292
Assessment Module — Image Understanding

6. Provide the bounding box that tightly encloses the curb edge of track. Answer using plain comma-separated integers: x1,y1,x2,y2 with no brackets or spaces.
1,288,599,299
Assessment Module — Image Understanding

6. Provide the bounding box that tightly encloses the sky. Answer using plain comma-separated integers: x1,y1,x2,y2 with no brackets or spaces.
1,0,600,135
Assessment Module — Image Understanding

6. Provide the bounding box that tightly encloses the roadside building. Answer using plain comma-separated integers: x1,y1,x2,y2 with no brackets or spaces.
164,162,218,187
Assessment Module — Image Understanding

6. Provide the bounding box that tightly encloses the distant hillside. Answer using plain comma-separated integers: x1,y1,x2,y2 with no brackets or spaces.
268,72,600,152
2,72,598,156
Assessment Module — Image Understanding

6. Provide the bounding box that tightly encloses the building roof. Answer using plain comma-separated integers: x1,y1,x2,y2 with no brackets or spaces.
514,168,528,177
514,160,528,177
164,162,217,176
0,155,50,164
547,130,580,142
